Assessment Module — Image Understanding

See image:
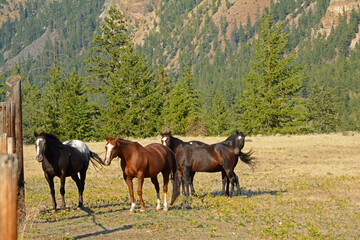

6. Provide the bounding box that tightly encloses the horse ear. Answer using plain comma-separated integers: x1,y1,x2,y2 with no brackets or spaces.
115,135,120,141
169,131,171,135
34,132,38,137
105,136,109,141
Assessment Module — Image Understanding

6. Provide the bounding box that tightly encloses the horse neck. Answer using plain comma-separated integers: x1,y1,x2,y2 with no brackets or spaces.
171,137,184,152
115,140,137,161
44,138,62,163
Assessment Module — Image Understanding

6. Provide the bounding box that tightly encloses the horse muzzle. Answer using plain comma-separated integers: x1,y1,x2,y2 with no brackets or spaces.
36,155,44,162
104,158,111,166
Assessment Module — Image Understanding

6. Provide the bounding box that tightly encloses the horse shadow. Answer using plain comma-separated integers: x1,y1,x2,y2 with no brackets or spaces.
170,188,287,210
39,204,132,239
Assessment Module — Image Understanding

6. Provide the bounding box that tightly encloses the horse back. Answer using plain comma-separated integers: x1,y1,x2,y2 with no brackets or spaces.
141,143,173,177
62,145,87,176
182,144,222,172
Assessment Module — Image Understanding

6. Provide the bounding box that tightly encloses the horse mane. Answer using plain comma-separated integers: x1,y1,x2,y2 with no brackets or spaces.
39,132,62,144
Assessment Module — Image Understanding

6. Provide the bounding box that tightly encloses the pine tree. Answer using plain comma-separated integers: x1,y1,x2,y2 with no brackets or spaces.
166,66,201,135
153,65,173,131
59,70,94,140
308,85,339,133
21,78,42,143
85,7,159,138
43,67,64,136
207,92,229,136
237,10,303,134
85,7,130,85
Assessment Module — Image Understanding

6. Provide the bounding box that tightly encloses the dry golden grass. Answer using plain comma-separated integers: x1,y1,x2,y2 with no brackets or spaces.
20,133,360,239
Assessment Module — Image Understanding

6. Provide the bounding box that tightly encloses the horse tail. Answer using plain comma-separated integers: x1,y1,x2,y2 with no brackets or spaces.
89,151,105,170
170,151,180,206
239,149,256,171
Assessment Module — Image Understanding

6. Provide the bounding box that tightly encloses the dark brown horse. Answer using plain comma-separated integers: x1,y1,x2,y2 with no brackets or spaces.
162,131,255,196
34,132,103,210
161,131,206,195
104,136,179,212
171,142,239,204
221,131,255,195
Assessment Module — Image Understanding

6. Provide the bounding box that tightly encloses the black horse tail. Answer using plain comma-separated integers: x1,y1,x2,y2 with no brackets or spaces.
89,151,105,170
239,149,256,171
170,151,181,206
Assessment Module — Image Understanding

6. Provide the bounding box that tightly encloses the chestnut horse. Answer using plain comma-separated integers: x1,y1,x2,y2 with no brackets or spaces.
104,136,179,212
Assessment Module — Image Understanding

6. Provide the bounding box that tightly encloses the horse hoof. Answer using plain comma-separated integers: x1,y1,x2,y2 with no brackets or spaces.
163,208,168,212
156,208,161,211
140,209,146,213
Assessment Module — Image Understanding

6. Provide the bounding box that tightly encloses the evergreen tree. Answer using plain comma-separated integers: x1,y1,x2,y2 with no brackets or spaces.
166,66,201,135
153,65,173,131
86,7,158,138
207,92,229,136
237,10,303,134
21,78,42,143
59,70,94,140
85,7,130,85
43,67,64,136
308,85,339,133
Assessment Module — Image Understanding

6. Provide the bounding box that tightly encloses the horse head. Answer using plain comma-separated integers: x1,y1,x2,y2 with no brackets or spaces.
160,131,171,147
225,131,246,155
34,132,47,162
104,135,120,166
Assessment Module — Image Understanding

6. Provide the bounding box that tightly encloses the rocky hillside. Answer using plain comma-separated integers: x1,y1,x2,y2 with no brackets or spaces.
103,0,360,46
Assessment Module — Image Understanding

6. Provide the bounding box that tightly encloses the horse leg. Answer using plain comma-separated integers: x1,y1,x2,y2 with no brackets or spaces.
60,175,67,210
181,176,186,195
45,173,56,210
162,173,170,211
221,171,229,196
151,176,161,211
71,173,84,209
183,166,192,197
137,175,146,212
124,175,136,212
190,171,196,196
223,169,236,197
233,172,241,195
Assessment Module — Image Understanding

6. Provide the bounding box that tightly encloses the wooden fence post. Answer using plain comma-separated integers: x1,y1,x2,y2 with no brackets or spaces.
0,154,18,240
6,76,25,219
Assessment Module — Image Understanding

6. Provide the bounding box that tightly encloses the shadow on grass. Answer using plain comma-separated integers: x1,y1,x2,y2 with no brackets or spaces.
241,189,287,197
38,203,125,223
44,204,133,239
170,189,287,210
73,224,133,239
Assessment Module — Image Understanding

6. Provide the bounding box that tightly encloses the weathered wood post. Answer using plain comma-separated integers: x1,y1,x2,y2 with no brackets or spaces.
0,151,19,240
5,76,25,219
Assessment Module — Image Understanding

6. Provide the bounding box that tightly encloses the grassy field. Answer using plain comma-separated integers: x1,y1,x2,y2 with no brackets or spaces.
19,134,360,239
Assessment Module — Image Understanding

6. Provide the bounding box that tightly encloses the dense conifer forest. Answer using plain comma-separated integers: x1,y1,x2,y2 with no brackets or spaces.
1,0,360,142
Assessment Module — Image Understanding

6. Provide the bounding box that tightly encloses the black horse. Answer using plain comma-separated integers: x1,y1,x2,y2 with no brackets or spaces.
161,131,206,195
170,142,239,204
34,132,103,210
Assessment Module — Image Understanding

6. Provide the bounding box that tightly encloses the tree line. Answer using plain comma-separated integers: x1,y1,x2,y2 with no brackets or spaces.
3,7,337,144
